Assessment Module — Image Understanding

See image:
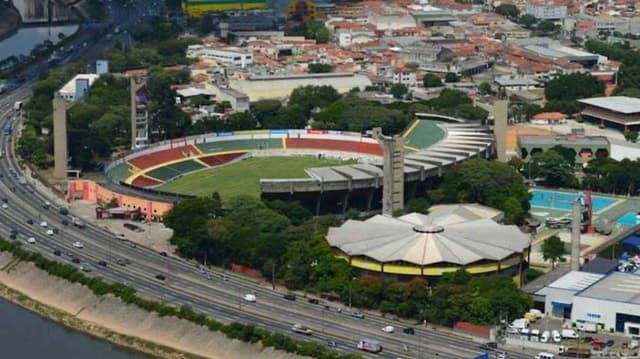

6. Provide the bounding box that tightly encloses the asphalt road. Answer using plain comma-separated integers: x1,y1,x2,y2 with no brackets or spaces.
0,5,536,359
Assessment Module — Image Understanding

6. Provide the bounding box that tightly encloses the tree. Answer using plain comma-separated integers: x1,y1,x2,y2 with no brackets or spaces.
433,159,530,224
545,73,604,102
197,14,216,36
541,235,566,269
405,197,430,214
529,150,577,188
626,130,639,142
289,85,341,118
308,63,333,73
423,73,442,88
518,14,537,29
444,72,459,83
537,20,556,33
390,84,408,99
495,4,520,20
478,81,491,95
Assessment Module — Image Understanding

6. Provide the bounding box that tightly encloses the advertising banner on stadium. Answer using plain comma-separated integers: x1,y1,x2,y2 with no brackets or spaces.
217,131,234,137
270,129,289,135
306,129,326,135
327,130,343,136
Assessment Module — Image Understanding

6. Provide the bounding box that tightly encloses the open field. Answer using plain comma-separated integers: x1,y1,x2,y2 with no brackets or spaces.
158,156,354,199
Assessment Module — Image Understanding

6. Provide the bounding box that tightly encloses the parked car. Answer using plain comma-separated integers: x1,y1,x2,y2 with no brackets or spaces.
541,330,550,343
552,330,562,343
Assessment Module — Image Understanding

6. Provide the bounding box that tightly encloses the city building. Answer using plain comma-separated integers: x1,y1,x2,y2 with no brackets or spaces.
326,203,531,280
579,96,640,131
525,2,567,20
517,134,609,163
532,271,605,319
58,74,100,102
392,66,417,86
572,272,640,332
228,73,372,101
182,0,267,17
186,45,254,68
531,112,567,125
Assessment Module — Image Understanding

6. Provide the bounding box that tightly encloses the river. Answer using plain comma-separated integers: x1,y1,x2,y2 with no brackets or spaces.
0,298,150,359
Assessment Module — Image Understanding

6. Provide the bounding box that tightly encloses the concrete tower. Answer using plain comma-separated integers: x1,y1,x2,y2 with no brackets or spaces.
571,200,582,271
493,100,508,162
372,127,405,216
130,75,149,149
52,93,68,180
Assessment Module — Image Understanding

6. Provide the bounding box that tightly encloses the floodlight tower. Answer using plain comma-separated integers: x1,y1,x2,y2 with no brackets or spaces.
371,127,405,216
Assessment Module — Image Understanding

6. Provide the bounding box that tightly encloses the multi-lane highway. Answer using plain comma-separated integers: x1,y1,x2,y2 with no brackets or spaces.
0,6,534,359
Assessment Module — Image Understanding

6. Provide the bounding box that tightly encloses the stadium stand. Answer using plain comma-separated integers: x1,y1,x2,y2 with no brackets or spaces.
196,139,282,154
132,176,163,187
128,145,199,170
404,120,445,149
199,152,248,166
108,162,132,184
146,159,206,181
285,138,383,156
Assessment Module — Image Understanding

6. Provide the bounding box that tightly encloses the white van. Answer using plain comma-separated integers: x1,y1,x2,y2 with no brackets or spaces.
530,329,541,342
511,318,530,330
535,352,555,359
541,330,550,343
552,330,562,343
561,329,578,339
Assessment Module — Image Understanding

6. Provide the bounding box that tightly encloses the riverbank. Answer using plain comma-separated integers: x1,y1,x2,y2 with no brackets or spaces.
0,253,307,359
0,3,21,41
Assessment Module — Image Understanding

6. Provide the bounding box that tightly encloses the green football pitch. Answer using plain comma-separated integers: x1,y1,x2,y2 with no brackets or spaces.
157,156,354,200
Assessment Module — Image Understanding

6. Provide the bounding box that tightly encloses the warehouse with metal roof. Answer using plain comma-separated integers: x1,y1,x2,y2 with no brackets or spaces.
326,203,531,279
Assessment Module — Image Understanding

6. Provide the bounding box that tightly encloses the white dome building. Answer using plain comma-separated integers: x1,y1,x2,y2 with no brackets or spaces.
326,204,531,282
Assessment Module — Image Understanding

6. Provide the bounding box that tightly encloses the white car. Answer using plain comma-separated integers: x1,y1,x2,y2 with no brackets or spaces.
552,330,562,343
1,203,7,209
40,221,48,228
27,237,36,244
382,325,395,333
46,229,54,236
541,330,550,343
72,241,84,249
243,294,256,302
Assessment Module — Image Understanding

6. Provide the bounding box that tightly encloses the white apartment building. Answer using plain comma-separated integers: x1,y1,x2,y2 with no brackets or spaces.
392,68,417,86
186,45,253,68
525,3,567,20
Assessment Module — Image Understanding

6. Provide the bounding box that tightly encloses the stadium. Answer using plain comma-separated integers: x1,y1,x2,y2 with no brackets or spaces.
182,0,267,17
96,116,495,217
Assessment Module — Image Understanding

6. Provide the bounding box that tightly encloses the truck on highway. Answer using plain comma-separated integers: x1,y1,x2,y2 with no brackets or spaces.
13,101,22,112
559,347,591,358
357,339,382,353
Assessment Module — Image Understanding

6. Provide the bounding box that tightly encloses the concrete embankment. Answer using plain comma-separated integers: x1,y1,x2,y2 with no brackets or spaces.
0,253,308,359
0,3,21,42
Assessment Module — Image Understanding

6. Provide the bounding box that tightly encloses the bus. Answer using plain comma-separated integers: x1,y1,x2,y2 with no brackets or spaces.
13,101,23,112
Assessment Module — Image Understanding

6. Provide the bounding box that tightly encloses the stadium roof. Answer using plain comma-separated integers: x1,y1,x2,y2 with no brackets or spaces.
326,204,530,266
579,96,640,114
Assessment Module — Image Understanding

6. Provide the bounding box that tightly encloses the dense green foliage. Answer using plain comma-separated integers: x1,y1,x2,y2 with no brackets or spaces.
495,4,520,20
544,73,604,115
582,157,640,195
351,271,530,326
20,72,131,169
308,63,334,73
423,73,443,88
0,238,361,359
432,159,530,224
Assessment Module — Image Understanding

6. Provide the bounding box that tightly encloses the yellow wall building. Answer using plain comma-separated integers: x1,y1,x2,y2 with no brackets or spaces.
183,0,267,17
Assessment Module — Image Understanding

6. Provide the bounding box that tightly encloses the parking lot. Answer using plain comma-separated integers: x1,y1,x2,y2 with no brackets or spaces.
505,316,640,357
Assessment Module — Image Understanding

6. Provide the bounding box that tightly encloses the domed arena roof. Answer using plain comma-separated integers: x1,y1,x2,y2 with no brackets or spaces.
326,204,531,266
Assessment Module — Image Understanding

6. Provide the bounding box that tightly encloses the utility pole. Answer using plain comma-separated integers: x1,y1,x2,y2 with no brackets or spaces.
271,261,276,290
